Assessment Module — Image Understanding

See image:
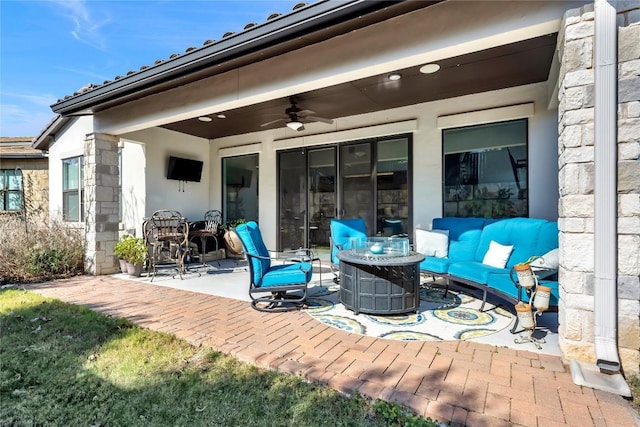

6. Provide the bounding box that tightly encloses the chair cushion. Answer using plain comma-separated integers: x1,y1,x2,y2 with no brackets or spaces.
235,222,271,286
330,218,367,265
261,262,313,288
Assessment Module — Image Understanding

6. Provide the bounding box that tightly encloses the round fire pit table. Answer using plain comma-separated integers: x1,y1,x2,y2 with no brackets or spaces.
337,250,425,315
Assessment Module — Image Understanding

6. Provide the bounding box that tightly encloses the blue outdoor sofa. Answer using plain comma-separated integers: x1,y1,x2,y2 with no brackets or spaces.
418,217,559,312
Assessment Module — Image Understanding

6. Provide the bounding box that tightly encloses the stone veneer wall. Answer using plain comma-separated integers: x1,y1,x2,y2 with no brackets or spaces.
0,158,49,216
83,133,120,275
557,2,640,375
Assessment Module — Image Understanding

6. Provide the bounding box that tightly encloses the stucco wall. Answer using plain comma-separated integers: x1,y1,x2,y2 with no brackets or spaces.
214,82,559,248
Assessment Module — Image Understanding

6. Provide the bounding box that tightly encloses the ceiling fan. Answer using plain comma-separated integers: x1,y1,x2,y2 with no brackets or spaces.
260,96,334,131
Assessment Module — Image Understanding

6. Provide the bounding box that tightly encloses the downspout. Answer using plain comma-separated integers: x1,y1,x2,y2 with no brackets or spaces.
593,0,619,375
570,0,631,397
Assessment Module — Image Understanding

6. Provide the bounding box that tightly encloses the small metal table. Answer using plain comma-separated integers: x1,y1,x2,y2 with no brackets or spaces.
337,250,425,315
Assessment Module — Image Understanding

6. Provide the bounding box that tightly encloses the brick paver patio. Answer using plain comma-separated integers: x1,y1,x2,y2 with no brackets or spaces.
22,275,638,426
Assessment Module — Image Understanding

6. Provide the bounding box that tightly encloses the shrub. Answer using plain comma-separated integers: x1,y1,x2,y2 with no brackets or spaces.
0,213,84,283
114,234,147,266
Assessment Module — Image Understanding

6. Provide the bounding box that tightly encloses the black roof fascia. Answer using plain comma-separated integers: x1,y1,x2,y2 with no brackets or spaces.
32,115,71,150
51,0,405,116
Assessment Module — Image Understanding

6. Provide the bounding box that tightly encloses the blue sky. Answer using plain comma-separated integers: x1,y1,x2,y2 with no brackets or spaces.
0,0,305,137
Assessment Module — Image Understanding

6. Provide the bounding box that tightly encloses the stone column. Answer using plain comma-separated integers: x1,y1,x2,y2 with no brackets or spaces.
84,133,120,275
557,3,639,375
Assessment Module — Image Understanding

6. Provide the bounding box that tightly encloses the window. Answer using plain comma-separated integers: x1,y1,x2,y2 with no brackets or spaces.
443,119,528,218
222,154,258,224
62,156,84,221
0,169,23,211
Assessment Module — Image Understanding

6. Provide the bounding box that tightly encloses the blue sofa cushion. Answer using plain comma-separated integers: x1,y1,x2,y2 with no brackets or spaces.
536,221,559,256
432,217,487,261
474,218,548,268
420,256,457,274
261,262,313,288
447,261,504,285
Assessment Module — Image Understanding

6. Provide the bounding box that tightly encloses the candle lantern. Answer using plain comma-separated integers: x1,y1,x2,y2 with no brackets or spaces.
515,302,535,330
514,263,536,289
533,285,551,312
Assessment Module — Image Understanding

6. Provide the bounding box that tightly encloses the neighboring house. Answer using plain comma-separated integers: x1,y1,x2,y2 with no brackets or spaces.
0,136,48,216
32,0,639,391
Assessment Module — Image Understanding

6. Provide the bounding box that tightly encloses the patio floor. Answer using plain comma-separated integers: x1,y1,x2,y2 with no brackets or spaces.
21,260,638,426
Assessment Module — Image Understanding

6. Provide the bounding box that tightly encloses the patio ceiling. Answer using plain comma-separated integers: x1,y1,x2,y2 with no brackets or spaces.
162,33,558,140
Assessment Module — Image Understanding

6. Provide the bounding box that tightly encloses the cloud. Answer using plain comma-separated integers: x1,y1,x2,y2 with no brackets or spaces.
0,92,58,137
53,0,111,50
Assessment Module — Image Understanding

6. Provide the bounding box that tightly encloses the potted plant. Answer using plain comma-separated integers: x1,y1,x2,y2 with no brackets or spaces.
222,219,247,256
114,234,134,273
115,234,148,276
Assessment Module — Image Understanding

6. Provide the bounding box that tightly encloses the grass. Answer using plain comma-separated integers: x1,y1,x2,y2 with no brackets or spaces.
0,289,439,427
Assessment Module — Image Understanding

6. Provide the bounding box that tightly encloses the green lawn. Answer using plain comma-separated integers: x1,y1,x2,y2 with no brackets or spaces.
0,289,437,426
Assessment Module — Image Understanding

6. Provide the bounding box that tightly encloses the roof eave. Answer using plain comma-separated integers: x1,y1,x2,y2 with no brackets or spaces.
32,115,72,150
50,0,403,116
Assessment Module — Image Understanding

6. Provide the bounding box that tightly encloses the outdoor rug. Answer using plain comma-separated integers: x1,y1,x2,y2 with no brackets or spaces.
305,283,514,341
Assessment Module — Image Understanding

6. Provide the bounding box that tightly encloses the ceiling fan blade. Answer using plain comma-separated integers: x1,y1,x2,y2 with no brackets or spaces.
260,118,286,127
297,109,315,116
305,115,334,125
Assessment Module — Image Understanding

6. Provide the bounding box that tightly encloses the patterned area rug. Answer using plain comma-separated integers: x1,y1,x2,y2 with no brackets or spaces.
305,284,514,341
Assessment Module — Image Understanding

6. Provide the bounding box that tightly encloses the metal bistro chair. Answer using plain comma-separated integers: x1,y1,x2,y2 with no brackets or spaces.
189,209,223,267
146,210,191,281
235,221,313,312
329,218,367,283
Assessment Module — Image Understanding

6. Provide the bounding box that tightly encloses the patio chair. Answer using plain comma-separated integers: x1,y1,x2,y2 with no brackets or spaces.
329,218,367,283
235,221,313,312
189,209,223,266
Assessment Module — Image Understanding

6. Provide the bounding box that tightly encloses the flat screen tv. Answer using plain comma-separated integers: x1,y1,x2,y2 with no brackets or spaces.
166,156,203,182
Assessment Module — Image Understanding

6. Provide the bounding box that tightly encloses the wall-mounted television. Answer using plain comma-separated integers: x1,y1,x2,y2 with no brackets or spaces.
166,156,203,182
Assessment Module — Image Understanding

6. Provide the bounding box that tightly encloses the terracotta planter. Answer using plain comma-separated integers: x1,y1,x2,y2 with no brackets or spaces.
223,229,244,256
126,262,143,277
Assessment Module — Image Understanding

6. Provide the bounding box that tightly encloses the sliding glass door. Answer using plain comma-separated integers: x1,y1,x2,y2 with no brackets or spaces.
277,134,411,250
279,148,337,250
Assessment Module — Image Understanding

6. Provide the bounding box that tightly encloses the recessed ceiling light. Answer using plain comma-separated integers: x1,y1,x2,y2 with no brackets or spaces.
388,73,402,81
419,63,441,74
198,116,212,122
216,113,226,119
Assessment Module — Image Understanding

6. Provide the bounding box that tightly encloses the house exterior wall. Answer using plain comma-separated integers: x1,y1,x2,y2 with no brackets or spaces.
557,3,640,375
121,127,211,236
213,82,559,248
0,157,48,216
47,116,94,222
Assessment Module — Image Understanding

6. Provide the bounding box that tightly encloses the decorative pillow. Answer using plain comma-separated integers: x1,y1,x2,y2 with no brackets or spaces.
482,240,514,269
415,229,449,258
530,248,559,270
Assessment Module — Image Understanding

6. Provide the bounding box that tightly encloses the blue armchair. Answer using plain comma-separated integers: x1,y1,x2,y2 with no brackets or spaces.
235,221,313,312
329,218,367,282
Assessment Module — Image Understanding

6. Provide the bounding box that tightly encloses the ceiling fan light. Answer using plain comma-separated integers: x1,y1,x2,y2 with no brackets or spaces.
198,116,212,122
388,73,401,81
286,120,304,131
